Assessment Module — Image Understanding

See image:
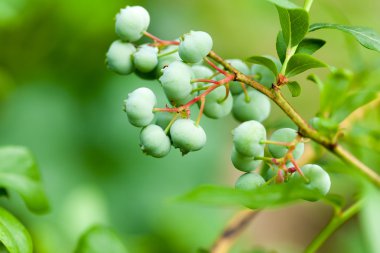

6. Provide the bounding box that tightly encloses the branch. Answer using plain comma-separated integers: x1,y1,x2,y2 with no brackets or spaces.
305,201,362,253
210,210,259,253
207,50,380,187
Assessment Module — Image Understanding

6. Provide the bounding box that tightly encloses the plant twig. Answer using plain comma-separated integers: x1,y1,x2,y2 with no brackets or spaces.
305,201,362,253
207,50,380,187
210,210,259,253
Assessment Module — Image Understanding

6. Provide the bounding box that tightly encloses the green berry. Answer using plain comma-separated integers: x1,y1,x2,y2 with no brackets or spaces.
250,65,275,88
226,59,250,95
202,86,233,119
191,65,214,79
124,87,156,127
159,61,192,102
268,128,304,159
170,119,207,154
115,6,150,42
250,56,281,88
133,44,158,73
232,120,266,157
140,124,171,158
232,89,271,122
292,164,331,200
231,147,263,172
179,31,213,63
106,40,136,75
235,172,265,191
155,46,181,77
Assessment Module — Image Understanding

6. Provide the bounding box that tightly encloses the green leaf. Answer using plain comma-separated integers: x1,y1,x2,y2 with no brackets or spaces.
286,81,301,97
276,31,287,62
0,146,49,213
75,225,128,253
295,38,326,55
285,54,327,77
331,90,377,122
309,23,380,52
0,207,33,253
309,117,339,138
246,56,279,76
267,0,309,47
179,184,324,209
266,0,299,9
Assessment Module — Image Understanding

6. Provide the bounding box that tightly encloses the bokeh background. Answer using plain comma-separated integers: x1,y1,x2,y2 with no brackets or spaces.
1,0,380,252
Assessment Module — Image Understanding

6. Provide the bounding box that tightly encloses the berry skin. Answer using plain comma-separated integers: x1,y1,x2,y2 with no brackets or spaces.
179,31,213,63
155,45,181,77
235,172,265,191
231,147,263,172
226,59,250,95
115,6,150,42
232,89,271,122
250,56,281,88
124,87,156,127
268,128,304,159
170,119,207,154
232,120,266,157
106,40,136,75
292,164,331,200
133,45,158,73
191,65,214,79
202,86,233,119
159,61,193,102
140,124,171,158
251,64,275,88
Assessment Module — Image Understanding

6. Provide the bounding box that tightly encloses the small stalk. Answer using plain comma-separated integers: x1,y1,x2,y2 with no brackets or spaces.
158,48,178,58
196,96,206,126
164,113,179,134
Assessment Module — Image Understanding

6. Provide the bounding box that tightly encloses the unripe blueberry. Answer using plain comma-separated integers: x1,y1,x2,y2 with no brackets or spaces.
133,45,158,73
106,40,136,75
226,59,250,95
115,6,150,42
268,128,304,159
292,164,331,200
170,119,207,154
159,61,192,102
155,45,181,77
232,120,266,157
231,147,263,172
232,89,271,122
202,86,233,119
251,65,274,88
250,56,281,88
179,31,213,63
124,87,156,127
235,172,265,191
140,124,171,158
191,65,214,79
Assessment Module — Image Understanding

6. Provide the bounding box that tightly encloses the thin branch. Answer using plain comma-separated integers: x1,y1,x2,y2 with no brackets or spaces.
207,50,380,187
210,210,259,253
305,201,362,253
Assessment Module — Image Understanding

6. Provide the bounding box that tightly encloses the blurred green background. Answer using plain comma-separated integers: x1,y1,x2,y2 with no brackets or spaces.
1,0,380,252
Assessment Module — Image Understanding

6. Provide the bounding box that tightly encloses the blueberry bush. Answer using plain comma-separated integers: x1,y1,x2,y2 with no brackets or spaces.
1,0,380,252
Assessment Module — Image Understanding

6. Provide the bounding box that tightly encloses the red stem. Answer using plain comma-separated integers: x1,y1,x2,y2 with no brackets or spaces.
192,79,220,84
143,31,179,46
204,57,229,76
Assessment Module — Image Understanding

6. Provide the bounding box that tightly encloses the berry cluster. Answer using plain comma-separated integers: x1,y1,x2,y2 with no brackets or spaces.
106,5,331,200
